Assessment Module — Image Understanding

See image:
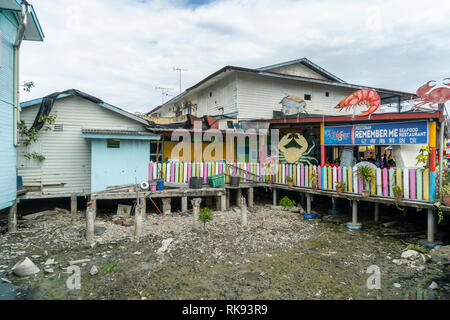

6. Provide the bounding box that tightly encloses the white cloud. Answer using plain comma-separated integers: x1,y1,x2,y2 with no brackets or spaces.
20,0,450,113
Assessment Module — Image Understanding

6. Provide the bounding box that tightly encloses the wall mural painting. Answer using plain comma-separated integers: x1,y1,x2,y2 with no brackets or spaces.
334,89,380,119
279,94,309,116
412,79,450,111
279,133,317,165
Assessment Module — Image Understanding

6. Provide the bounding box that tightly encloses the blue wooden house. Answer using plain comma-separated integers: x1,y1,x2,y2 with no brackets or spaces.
0,1,44,211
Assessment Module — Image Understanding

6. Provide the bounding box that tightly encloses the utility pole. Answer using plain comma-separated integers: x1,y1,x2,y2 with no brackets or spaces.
155,87,172,104
173,67,187,94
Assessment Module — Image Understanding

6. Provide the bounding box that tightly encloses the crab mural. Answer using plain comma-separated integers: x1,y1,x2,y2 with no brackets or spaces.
279,133,317,165
412,78,450,111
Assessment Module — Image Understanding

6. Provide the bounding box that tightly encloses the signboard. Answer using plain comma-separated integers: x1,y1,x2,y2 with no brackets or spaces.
324,120,428,146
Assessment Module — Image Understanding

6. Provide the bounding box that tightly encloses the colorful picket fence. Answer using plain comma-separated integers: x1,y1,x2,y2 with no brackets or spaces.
148,161,436,202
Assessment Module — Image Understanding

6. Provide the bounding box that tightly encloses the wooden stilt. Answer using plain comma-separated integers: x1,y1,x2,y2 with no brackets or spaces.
427,208,435,243
191,198,202,231
8,202,17,232
70,195,77,214
306,194,311,213
220,193,226,211
141,197,146,220
248,187,254,208
273,188,277,206
240,196,248,229
374,203,380,222
86,200,95,242
135,198,142,238
162,198,171,214
181,196,188,212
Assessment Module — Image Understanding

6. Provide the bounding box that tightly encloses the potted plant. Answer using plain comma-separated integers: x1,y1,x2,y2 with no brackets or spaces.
311,169,318,189
286,176,294,188
442,185,450,207
336,181,346,194
356,165,375,197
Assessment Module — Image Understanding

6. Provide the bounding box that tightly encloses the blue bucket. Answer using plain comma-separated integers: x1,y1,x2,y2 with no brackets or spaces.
156,180,164,191
304,213,318,220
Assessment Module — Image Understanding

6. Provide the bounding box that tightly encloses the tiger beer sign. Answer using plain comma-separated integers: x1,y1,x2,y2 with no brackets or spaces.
323,120,428,146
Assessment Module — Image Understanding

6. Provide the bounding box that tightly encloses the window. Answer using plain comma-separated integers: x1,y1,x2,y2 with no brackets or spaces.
150,141,163,162
304,94,311,101
325,92,329,97
107,139,120,148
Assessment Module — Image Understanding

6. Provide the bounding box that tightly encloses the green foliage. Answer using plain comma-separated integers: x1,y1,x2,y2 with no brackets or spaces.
357,165,375,190
393,185,403,196
279,196,296,210
199,207,213,228
336,181,346,189
403,243,429,254
22,81,35,93
416,146,431,169
441,185,450,197
286,176,293,183
19,113,57,162
102,261,121,274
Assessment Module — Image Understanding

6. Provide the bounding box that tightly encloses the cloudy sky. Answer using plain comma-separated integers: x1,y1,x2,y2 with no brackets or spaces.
20,0,450,114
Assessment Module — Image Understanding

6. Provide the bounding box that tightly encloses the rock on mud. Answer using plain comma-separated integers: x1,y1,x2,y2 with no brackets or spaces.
12,257,40,277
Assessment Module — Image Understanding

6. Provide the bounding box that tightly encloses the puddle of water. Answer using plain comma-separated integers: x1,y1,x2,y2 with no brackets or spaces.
0,273,16,300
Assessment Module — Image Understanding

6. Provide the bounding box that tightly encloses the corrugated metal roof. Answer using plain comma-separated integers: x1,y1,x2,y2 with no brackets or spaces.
81,127,157,136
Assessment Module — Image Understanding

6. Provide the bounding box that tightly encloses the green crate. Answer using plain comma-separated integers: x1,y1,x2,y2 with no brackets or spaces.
207,174,225,188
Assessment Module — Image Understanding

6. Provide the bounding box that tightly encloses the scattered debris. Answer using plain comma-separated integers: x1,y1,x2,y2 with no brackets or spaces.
44,268,54,274
114,219,133,227
1,278,12,284
12,257,40,276
429,281,439,290
22,210,56,221
116,204,132,216
401,250,420,260
69,259,91,265
157,238,174,254
394,283,401,288
44,258,55,266
90,265,98,276
54,208,70,214
430,245,450,265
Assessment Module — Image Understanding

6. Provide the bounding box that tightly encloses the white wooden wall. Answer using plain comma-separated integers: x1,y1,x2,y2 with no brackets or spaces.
18,96,145,196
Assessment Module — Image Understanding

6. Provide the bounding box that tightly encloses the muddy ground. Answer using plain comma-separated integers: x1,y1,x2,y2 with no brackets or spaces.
0,192,449,300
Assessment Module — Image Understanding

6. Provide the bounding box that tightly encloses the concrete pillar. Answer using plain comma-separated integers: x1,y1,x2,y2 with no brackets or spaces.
374,203,380,222
8,202,17,232
220,193,226,211
216,196,221,210
135,199,142,238
427,208,435,243
236,188,242,206
162,198,171,214
86,200,96,242
181,196,188,212
191,198,202,231
273,188,277,206
306,194,311,213
226,189,230,210
141,197,146,220
70,195,77,214
240,196,248,229
248,187,254,208
346,200,362,229
352,200,358,224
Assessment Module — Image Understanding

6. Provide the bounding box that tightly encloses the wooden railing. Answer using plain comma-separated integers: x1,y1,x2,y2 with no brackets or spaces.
149,161,437,201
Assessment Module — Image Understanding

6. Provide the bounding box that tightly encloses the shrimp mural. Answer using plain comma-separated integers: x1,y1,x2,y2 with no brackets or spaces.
334,89,380,119
412,78,450,111
279,133,317,165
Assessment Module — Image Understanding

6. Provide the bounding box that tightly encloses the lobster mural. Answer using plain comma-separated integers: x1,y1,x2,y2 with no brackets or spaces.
334,89,380,119
279,133,317,165
412,79,450,111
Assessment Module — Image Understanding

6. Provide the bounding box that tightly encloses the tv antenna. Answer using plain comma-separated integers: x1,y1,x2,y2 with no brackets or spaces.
155,87,172,104
173,66,188,94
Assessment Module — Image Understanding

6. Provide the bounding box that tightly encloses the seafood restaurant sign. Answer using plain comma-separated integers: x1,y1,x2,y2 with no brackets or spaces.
323,120,428,145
